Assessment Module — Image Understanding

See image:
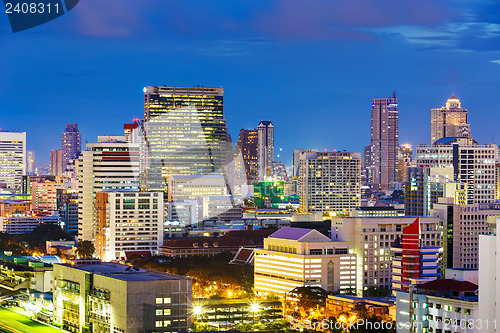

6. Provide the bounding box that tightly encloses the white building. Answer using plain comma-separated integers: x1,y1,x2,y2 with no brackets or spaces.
416,137,497,204
332,216,441,296
254,227,356,298
298,151,361,217
76,136,139,241
396,279,479,333
167,174,227,203
94,190,164,261
0,131,26,193
431,200,499,269
445,268,478,285
478,231,500,332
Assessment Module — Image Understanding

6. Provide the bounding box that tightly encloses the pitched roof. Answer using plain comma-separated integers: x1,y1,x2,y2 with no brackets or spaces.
416,279,478,292
268,227,330,242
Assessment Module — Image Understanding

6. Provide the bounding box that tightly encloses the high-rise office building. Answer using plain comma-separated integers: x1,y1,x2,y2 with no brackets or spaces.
370,93,399,191
26,150,35,174
430,96,470,144
142,86,230,193
257,120,274,181
0,131,26,193
77,136,139,241
298,151,361,217
361,145,372,186
397,144,412,183
236,129,258,184
416,137,497,204
61,124,81,170
50,149,64,177
431,200,499,269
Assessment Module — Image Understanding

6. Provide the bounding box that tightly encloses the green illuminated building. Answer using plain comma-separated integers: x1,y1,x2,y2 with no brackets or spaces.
253,181,285,208
142,86,231,192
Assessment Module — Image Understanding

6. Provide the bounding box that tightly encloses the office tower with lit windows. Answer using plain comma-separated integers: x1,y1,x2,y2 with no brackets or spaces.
61,124,81,170
257,120,274,181
142,86,230,193
416,137,496,204
77,136,139,241
0,131,26,193
370,93,399,191
397,144,412,183
298,151,361,217
236,129,258,184
431,96,470,144
50,149,64,177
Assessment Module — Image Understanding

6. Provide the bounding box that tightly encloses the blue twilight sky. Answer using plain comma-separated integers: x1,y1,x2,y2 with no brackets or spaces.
1,0,500,166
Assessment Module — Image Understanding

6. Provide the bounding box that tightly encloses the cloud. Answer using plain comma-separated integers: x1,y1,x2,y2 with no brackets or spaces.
491,60,500,64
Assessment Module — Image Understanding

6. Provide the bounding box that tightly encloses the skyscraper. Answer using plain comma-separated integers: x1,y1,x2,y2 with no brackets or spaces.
370,93,399,191
430,96,470,144
236,129,258,184
61,124,81,171
26,150,35,174
50,149,64,177
0,131,26,193
397,144,412,183
77,136,139,241
142,86,230,192
299,151,361,217
257,120,274,181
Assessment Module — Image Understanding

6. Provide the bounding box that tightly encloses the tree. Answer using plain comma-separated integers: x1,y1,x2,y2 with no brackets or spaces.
289,286,327,312
75,240,95,258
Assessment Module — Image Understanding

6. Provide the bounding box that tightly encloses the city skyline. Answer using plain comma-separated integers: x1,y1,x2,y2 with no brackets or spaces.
1,0,500,166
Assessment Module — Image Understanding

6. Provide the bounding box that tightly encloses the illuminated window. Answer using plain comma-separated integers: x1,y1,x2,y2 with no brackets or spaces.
155,321,163,327
156,309,163,316
155,298,162,304
164,320,171,326
163,297,171,304
164,309,171,315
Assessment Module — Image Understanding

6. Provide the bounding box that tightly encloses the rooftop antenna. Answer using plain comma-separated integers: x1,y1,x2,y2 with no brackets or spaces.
392,89,397,98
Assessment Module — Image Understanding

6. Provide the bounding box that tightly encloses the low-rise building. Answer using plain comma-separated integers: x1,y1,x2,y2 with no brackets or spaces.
396,279,478,333
254,227,357,298
0,212,60,234
0,254,55,293
326,295,394,321
53,261,192,333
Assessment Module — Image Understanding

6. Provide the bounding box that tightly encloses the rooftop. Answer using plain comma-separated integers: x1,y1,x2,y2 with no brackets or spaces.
66,262,188,282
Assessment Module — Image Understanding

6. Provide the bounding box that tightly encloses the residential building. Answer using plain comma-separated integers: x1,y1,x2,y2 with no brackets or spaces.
31,179,65,212
298,151,361,217
431,96,470,144
57,188,79,234
254,227,357,298
257,120,274,181
478,232,500,333
0,254,55,293
370,93,399,191
61,123,81,170
0,198,31,216
431,200,499,269
237,129,258,184
0,131,26,193
326,295,394,321
391,218,442,293
94,190,163,261
77,136,140,241
167,174,227,203
53,261,192,333
0,212,60,234
332,216,441,296
142,86,230,193
50,149,64,177
444,268,478,285
396,279,479,333
416,137,497,204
